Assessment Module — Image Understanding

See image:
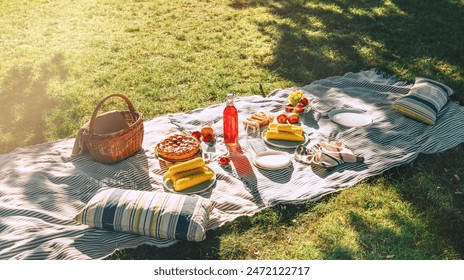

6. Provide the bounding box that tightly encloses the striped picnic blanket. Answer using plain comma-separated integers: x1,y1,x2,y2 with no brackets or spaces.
1,70,463,259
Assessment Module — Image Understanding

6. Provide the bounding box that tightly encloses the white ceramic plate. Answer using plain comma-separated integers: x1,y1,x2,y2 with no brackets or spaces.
328,108,373,127
163,167,216,194
253,150,291,170
261,129,309,149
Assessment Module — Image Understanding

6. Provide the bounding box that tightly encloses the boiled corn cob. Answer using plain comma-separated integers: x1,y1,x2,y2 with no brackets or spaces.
268,123,292,131
170,166,209,183
163,157,206,179
268,123,303,134
173,171,214,191
265,130,304,142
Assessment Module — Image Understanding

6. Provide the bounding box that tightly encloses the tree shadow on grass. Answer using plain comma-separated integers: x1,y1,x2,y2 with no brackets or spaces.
343,211,439,260
0,54,68,153
106,230,223,260
230,0,464,102
383,143,464,257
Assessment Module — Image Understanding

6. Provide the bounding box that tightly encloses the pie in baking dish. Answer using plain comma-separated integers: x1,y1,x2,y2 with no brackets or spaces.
155,132,201,161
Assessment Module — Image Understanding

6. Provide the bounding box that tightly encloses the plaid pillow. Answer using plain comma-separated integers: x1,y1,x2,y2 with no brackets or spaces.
392,78,454,125
74,188,215,242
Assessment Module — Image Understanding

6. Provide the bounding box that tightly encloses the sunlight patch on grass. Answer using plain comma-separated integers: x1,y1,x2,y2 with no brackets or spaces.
353,37,388,64
372,0,407,17
321,47,345,63
308,2,344,15
410,57,464,82
349,0,406,17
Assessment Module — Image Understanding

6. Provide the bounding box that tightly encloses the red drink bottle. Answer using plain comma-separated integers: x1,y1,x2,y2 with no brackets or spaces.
223,93,238,145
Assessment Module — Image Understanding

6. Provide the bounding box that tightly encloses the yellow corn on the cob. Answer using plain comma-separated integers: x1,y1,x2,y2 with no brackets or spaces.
163,157,205,179
268,127,303,135
268,123,303,134
265,130,304,142
170,166,209,183
291,127,303,134
268,123,292,131
173,171,214,191
164,165,207,181
268,122,279,129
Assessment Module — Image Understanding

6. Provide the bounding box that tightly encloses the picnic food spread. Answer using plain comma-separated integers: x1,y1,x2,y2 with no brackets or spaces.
155,132,201,161
155,91,313,192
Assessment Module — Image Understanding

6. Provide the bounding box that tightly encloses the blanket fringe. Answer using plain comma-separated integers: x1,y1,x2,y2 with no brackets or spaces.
372,68,412,87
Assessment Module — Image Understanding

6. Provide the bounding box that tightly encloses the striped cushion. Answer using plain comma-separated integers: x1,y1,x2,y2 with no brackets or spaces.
392,78,453,125
74,188,216,242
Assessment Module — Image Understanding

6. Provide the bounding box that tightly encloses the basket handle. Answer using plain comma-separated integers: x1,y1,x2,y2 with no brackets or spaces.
88,93,138,134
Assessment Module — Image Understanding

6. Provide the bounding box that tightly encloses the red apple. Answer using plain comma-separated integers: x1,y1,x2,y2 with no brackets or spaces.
284,104,294,113
191,131,201,140
299,97,309,106
276,113,288,124
201,133,214,143
295,105,305,114
219,155,231,165
287,113,300,124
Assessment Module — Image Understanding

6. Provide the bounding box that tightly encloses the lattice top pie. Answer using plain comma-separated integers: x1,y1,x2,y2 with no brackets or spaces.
155,132,200,161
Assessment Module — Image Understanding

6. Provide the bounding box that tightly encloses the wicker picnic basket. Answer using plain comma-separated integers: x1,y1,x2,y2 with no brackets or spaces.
83,93,144,164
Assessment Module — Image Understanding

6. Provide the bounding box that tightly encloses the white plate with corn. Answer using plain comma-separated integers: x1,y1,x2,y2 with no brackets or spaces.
262,123,309,149
162,157,216,194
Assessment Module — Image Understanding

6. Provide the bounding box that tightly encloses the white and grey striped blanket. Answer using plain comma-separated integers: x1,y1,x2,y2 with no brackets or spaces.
1,70,463,259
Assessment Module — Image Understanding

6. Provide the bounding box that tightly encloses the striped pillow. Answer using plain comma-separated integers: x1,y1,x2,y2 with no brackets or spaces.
74,188,215,242
392,78,453,125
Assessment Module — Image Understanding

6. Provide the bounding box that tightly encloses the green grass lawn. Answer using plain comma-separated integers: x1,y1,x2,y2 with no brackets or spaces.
1,0,463,259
